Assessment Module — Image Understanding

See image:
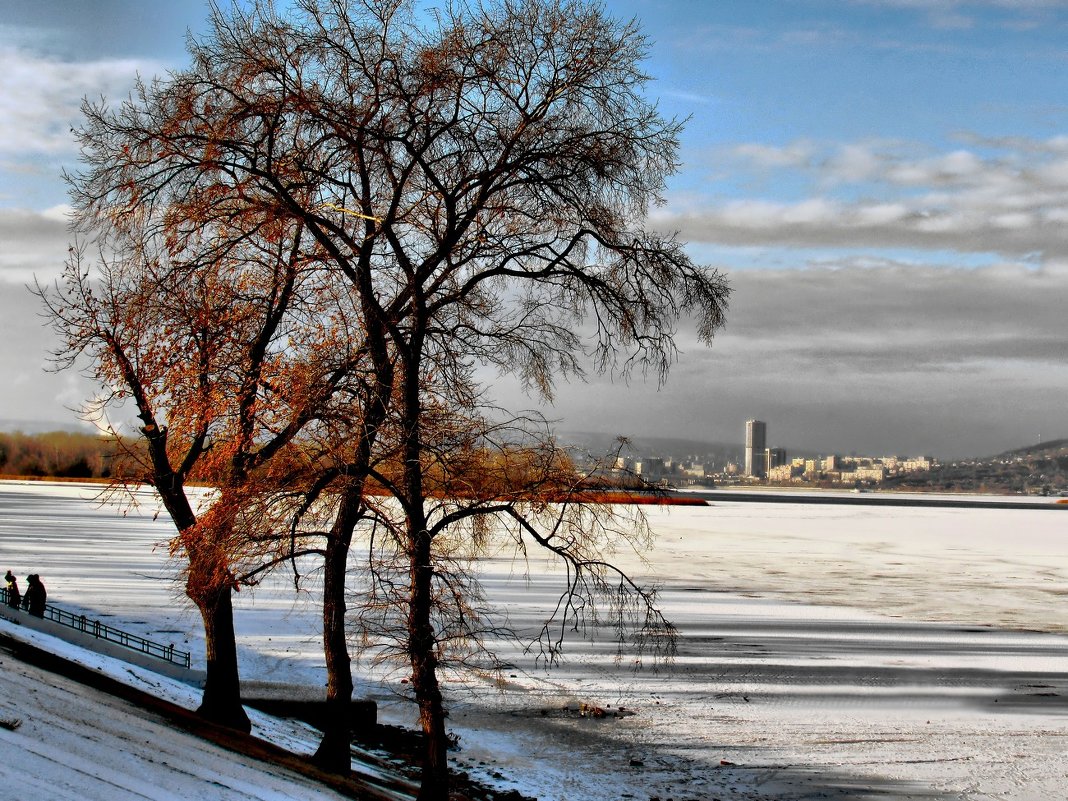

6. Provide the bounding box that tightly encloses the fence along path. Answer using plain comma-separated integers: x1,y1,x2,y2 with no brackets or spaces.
0,586,191,669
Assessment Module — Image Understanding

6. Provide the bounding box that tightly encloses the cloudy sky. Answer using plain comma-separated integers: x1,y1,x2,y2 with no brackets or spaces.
1,1,1066,459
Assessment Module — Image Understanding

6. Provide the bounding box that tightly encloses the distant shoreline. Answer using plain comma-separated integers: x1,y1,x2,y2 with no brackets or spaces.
0,474,111,484
4,476,1063,510
685,488,1068,511
0,477,714,507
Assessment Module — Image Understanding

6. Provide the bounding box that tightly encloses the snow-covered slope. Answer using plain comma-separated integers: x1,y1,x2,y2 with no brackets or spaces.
0,625,348,801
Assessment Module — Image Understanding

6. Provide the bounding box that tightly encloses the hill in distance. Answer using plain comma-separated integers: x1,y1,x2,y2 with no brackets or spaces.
885,436,1068,495
989,438,1068,460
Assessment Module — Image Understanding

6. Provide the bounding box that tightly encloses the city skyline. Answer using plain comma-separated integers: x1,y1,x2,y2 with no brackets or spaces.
1,1,1067,460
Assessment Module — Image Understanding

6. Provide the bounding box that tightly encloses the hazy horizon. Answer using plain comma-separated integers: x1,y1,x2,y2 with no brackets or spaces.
0,416,1056,464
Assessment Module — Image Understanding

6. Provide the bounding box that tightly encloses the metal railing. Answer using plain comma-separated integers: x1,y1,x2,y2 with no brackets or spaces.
1,587,191,669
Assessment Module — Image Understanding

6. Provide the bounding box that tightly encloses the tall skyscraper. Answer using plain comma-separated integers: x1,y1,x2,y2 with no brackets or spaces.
745,419,767,478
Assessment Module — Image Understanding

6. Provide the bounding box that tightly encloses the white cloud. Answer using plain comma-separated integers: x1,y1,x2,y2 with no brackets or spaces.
732,142,815,169
0,279,88,429
826,143,889,182
854,202,911,225
0,46,159,157
1039,158,1068,185
782,197,839,225
722,262,1068,359
41,204,73,223
675,23,863,55
957,132,1068,154
662,89,716,105
990,211,1034,229
661,135,1068,261
851,0,1068,33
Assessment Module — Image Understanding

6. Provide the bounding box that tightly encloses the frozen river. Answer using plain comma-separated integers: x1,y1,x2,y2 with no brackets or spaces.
2,480,1067,800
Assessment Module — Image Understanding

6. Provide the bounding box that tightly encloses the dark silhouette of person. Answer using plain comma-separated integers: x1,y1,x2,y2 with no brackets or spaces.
22,574,46,617
4,570,20,610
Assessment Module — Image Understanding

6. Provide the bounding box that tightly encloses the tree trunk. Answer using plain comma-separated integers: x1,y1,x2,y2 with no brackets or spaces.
313,371,391,772
194,583,251,732
398,311,448,799
313,517,356,772
409,528,450,801
153,474,250,733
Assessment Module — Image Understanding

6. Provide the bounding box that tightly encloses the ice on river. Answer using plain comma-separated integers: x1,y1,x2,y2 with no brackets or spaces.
2,480,1067,800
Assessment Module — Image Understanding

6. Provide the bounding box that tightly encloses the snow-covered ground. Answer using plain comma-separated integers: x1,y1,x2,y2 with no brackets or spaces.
0,623,355,801
2,480,1067,800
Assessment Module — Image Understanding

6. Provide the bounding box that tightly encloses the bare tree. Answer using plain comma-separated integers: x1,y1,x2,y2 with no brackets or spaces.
379,366,688,799
292,1,729,795
47,0,728,794
351,386,680,670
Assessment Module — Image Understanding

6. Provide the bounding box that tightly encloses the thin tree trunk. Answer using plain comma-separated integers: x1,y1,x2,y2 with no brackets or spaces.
408,526,450,801
398,331,450,801
314,506,357,772
313,363,392,772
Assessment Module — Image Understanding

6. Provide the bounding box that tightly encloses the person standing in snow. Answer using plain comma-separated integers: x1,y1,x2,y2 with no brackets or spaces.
4,570,20,609
22,574,46,617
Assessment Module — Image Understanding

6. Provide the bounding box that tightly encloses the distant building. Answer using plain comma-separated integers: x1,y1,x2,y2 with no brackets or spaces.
856,464,887,482
901,456,934,473
767,463,796,482
745,420,767,478
639,457,666,480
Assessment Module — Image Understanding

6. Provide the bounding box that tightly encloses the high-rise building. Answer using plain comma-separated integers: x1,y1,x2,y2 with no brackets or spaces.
744,419,767,477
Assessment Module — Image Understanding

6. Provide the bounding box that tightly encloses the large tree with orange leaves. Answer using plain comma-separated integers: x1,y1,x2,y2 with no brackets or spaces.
38,215,363,731
44,0,729,795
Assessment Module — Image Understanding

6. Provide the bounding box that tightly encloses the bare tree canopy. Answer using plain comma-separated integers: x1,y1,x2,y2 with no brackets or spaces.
69,0,725,386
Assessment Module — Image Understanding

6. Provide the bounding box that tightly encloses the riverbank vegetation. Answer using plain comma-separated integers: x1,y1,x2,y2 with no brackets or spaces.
0,431,125,479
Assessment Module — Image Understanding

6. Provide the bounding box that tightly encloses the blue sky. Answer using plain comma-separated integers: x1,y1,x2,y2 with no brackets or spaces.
2,0,1067,459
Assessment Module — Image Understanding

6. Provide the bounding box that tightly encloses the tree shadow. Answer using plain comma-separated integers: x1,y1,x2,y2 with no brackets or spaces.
452,591,1068,800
